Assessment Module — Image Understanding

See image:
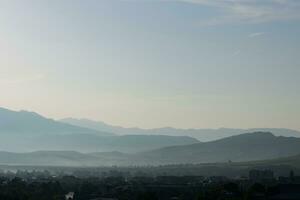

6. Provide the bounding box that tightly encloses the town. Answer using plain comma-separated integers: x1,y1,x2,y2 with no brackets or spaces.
0,168,299,200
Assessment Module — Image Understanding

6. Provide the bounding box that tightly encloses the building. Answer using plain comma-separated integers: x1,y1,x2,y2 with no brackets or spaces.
65,192,74,200
249,169,274,182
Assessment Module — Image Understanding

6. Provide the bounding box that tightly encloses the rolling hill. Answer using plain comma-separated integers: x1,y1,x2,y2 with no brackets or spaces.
1,132,300,166
141,132,300,164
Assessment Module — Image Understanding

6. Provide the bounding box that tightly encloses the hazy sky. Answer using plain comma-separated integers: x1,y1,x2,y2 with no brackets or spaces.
0,0,300,130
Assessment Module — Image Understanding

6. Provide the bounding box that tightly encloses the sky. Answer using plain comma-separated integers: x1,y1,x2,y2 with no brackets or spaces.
0,0,300,130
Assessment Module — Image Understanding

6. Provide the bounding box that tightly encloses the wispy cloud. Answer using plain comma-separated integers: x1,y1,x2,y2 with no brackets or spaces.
0,73,45,85
248,32,265,38
176,0,300,25
232,50,241,57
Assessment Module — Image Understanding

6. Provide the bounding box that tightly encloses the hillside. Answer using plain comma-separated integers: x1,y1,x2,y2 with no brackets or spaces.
29,134,199,153
1,132,300,166
141,132,300,164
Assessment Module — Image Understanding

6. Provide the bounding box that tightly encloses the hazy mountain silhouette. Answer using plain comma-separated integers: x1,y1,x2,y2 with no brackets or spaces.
0,107,113,136
1,132,300,166
0,107,198,153
61,118,300,141
2,107,300,166
0,151,143,166
141,132,300,164
29,134,199,153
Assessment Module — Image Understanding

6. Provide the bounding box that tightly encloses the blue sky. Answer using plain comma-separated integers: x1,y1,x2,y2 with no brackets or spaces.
0,0,299,129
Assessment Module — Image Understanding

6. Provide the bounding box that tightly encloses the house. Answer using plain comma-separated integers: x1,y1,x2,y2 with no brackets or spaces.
65,192,74,200
249,169,274,182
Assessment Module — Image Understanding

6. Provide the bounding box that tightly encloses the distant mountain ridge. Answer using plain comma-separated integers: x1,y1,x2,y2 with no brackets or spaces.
141,132,300,164
61,118,300,141
1,132,300,166
29,134,198,153
0,107,113,136
2,107,300,166
0,107,198,153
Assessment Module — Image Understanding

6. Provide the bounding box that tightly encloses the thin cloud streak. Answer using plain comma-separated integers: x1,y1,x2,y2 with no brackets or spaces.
0,74,45,85
248,32,265,38
175,0,300,25
232,50,241,57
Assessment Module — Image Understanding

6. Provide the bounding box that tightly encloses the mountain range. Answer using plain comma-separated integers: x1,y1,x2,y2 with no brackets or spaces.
0,107,113,136
61,118,300,141
1,132,300,166
141,132,300,165
0,107,198,153
1,107,300,167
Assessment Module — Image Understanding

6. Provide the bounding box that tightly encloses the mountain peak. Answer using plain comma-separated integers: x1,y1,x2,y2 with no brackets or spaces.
217,131,276,143
238,131,275,138
0,107,114,136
